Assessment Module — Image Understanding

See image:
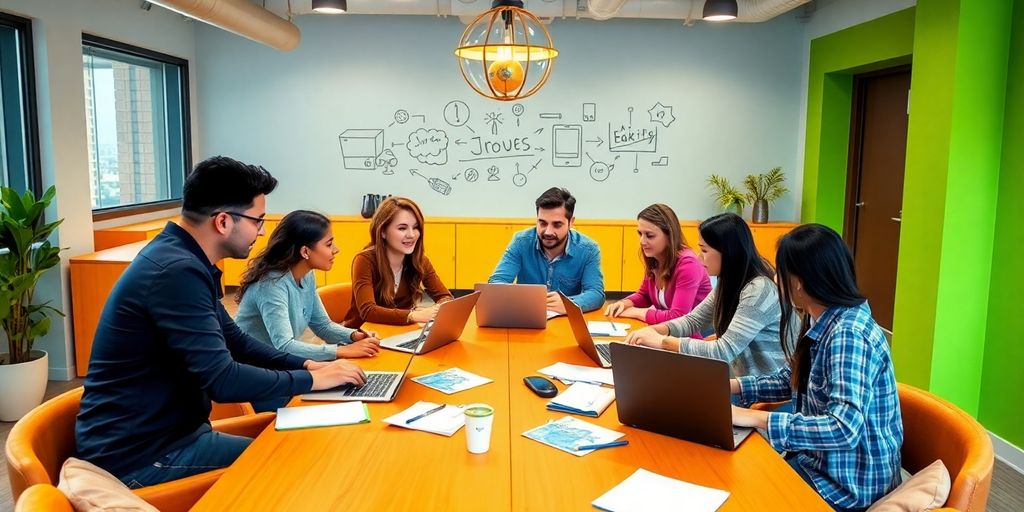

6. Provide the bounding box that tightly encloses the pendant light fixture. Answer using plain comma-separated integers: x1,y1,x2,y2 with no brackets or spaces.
703,0,738,21
454,0,558,101
312,0,347,14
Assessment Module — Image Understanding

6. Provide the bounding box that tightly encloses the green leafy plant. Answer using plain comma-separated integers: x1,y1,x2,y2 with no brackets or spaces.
0,186,63,365
706,174,748,213
743,167,788,205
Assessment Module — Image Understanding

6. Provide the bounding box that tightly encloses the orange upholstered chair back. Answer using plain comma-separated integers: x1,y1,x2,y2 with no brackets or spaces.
898,383,994,511
5,387,82,500
317,283,353,323
14,484,73,512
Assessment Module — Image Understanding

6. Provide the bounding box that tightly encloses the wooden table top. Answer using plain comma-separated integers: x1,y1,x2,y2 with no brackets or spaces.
191,314,829,511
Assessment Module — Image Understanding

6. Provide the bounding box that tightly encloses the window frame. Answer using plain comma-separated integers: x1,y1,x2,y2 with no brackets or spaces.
0,11,42,197
82,33,191,221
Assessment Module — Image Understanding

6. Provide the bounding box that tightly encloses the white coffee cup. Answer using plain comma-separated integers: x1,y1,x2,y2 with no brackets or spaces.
464,403,495,454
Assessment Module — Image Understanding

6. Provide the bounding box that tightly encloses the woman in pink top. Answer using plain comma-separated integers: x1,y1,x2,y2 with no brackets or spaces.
605,204,712,324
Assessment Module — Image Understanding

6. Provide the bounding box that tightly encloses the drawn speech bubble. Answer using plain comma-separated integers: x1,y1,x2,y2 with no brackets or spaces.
407,128,449,165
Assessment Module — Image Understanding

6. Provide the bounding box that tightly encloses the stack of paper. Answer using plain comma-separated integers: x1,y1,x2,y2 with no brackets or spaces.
275,402,370,431
522,416,625,456
587,321,631,337
411,367,492,394
592,469,730,512
538,362,615,386
547,382,615,417
382,401,465,437
546,310,566,320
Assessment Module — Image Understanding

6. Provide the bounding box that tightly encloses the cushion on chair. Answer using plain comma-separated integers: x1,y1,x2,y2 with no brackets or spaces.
56,457,158,512
867,459,951,512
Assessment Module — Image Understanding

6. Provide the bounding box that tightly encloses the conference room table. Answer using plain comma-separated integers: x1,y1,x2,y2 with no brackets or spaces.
191,312,830,511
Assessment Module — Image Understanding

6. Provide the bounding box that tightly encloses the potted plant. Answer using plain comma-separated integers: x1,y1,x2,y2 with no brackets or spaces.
0,186,63,421
706,174,747,215
743,167,788,224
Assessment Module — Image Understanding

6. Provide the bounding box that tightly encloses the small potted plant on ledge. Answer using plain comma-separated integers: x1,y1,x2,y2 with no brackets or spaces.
706,174,748,216
743,167,787,224
0,186,63,421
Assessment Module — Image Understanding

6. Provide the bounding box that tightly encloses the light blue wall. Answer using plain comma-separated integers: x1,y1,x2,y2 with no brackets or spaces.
196,14,804,220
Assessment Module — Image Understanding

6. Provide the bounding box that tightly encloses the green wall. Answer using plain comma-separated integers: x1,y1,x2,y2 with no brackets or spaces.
804,0,1017,427
980,0,1024,448
801,9,915,230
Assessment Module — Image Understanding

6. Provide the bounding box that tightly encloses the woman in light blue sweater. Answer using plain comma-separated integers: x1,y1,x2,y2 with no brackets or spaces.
235,210,381,365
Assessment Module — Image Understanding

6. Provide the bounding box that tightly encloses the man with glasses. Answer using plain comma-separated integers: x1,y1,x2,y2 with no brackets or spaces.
76,156,367,488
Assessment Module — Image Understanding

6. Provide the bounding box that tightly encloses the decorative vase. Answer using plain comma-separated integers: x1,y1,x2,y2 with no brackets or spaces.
0,350,48,421
360,194,375,219
752,199,769,224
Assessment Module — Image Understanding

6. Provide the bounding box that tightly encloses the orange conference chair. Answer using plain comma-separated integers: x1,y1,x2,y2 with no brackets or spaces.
751,383,994,510
14,484,72,512
5,387,274,512
317,282,353,323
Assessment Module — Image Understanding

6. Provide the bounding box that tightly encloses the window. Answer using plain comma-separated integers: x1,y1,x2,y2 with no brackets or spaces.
0,12,40,194
82,35,190,215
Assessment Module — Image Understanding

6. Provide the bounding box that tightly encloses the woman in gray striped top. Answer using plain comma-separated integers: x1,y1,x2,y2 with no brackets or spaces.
625,213,789,379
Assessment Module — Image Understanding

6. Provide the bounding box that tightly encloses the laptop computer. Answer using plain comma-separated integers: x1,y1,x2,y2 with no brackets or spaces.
610,343,753,450
300,352,416,403
379,291,480,354
473,283,548,329
559,291,612,368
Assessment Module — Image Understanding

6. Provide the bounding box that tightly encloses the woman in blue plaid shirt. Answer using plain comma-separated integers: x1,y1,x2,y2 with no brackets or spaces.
730,224,903,511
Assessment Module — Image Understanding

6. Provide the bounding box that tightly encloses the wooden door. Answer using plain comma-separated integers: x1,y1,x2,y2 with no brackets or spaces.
844,67,911,330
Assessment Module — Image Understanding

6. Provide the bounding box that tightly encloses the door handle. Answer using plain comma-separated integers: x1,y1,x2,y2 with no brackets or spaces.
855,202,865,207
890,217,902,223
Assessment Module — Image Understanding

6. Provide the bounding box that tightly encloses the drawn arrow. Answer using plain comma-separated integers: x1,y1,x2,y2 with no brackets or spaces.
455,139,468,145
528,159,542,173
586,136,605,147
585,152,595,164
535,147,546,152
409,169,427,180
391,142,404,147
451,174,460,181
465,125,476,134
534,128,544,134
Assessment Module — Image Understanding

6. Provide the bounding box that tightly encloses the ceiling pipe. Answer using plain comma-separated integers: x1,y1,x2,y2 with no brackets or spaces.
148,0,301,51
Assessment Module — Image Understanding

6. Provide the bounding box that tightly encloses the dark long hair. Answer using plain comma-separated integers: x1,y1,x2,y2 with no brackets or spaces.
236,210,331,302
637,204,687,288
775,223,866,390
365,196,428,306
699,213,774,337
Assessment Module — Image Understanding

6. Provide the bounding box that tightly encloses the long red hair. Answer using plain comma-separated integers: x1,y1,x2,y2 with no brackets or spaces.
365,196,428,306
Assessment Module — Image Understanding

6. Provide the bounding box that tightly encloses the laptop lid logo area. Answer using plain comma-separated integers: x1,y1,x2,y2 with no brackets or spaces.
558,291,609,367
473,283,548,329
416,291,480,353
610,343,744,450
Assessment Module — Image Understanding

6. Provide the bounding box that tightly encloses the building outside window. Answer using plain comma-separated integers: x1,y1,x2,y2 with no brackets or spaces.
82,35,189,215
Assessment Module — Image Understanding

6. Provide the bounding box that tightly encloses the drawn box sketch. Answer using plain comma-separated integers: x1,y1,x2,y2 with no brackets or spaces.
339,129,384,170
552,124,582,167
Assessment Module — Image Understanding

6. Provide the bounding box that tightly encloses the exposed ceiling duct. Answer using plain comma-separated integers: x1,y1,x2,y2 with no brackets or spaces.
149,0,301,51
270,0,810,23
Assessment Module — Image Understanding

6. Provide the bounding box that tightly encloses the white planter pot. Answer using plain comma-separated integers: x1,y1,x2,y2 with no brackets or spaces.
0,350,49,422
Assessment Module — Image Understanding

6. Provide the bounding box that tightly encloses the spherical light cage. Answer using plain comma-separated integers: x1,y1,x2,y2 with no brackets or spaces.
454,5,558,101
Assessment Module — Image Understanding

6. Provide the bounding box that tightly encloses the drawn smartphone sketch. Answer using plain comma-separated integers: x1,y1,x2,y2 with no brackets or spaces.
552,124,582,167
583,103,596,122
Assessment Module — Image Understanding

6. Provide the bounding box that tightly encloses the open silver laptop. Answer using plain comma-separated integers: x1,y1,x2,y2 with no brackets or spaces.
559,292,612,368
300,352,416,403
610,343,753,450
474,283,547,328
380,291,480,354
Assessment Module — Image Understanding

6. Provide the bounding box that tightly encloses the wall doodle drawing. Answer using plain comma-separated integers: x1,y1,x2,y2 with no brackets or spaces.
443,100,470,127
409,169,452,195
648,102,676,128
407,128,449,165
339,129,384,170
487,165,500,181
583,103,596,122
465,168,480,182
377,149,399,175
652,156,669,167
552,124,582,167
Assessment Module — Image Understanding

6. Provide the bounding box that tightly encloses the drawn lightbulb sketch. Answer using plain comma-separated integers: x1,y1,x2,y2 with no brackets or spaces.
443,100,470,127
512,103,524,126
484,112,503,136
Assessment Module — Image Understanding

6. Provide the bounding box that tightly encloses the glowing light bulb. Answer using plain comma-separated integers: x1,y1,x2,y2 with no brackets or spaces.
487,58,525,96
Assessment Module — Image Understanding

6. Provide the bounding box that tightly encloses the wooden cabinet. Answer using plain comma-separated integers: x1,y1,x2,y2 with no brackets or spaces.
573,224,623,292
620,228,645,294
454,223,531,289
93,217,179,251
425,223,456,287
749,224,793,266
323,220,371,285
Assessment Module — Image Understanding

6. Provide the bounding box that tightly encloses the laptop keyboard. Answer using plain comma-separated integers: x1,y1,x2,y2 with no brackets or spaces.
340,373,399,398
595,343,612,362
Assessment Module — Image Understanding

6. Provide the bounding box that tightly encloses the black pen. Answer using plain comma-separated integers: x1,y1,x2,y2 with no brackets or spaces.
576,440,629,451
405,403,447,424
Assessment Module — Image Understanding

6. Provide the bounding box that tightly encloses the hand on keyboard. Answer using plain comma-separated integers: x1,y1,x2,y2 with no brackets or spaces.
310,359,367,390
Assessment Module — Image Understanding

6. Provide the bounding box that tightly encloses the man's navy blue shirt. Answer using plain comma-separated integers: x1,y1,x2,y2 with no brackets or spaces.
76,223,313,477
